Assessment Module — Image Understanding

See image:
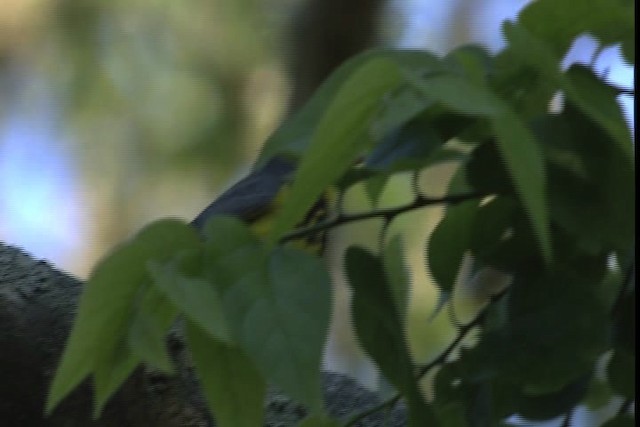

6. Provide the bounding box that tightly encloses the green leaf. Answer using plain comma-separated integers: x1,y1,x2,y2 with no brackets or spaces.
435,404,467,427
127,284,178,373
517,0,634,63
365,119,449,173
433,361,503,425
270,56,404,243
363,173,389,206
474,259,609,394
46,243,142,415
490,49,558,120
607,350,635,399
407,73,502,116
92,338,139,417
515,375,590,421
602,414,636,427
465,142,513,195
612,288,635,355
466,382,493,427
469,196,517,263
503,22,633,160
444,44,494,84
370,85,434,142
234,247,331,411
564,65,633,161
469,196,535,274
491,110,551,263
346,247,436,426
583,377,613,410
148,256,232,344
383,235,410,320
204,217,332,411
437,353,591,423
428,199,480,293
501,21,559,82
46,219,200,415
533,105,635,254
202,216,265,294
186,321,265,427
408,68,551,263
428,290,452,322
258,49,442,164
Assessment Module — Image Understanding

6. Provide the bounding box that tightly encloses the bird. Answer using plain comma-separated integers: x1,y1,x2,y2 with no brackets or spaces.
191,156,331,255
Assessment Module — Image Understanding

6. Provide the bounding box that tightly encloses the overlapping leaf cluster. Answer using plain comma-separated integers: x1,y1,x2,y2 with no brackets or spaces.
47,216,332,425
47,0,634,425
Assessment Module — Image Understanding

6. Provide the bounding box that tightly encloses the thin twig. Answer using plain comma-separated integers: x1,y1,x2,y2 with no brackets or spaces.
281,191,486,244
417,293,497,378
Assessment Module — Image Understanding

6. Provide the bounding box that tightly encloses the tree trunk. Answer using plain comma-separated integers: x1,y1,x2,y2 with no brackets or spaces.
286,0,386,112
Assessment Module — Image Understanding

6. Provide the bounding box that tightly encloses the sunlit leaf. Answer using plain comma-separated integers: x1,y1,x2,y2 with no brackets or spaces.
46,219,199,415
270,56,404,243
258,49,442,164
93,339,139,418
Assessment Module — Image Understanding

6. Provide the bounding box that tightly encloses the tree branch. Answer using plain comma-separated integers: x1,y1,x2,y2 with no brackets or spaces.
281,191,487,244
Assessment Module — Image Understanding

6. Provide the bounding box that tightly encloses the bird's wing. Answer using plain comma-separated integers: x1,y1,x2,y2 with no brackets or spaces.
190,157,295,230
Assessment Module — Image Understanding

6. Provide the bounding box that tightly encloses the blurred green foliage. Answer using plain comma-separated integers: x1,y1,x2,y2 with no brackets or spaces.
0,0,303,276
